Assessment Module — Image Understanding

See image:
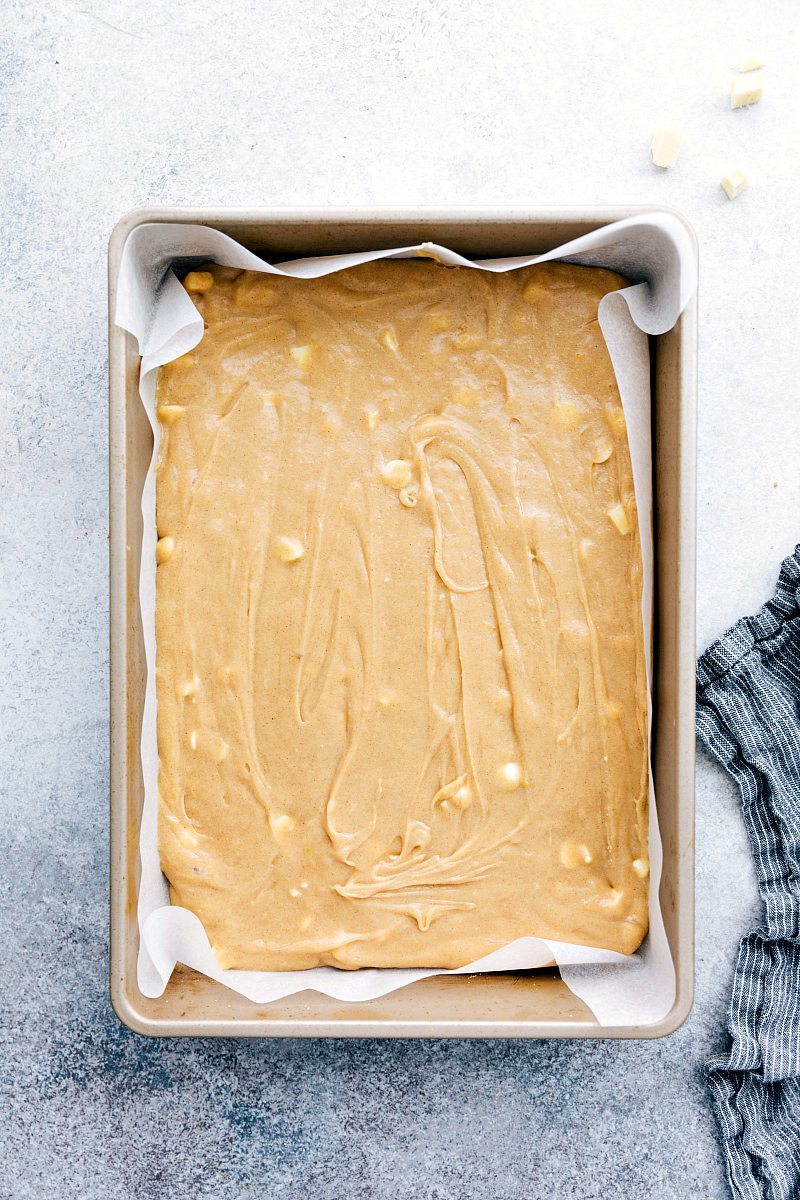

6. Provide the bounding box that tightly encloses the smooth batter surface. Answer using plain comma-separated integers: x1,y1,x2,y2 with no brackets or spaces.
155,259,649,970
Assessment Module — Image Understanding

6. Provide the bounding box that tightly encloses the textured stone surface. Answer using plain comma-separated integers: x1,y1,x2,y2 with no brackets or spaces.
1,1,798,1196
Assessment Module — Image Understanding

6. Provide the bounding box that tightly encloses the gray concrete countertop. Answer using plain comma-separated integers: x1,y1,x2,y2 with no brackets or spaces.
2,1,798,1196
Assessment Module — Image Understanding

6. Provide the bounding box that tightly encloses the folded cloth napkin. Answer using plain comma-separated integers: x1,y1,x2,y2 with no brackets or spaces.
697,545,800,1200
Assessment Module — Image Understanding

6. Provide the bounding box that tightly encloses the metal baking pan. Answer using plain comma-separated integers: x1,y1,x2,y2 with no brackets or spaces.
109,206,696,1038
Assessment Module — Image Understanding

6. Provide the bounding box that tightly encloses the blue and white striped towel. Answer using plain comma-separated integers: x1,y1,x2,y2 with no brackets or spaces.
697,545,800,1200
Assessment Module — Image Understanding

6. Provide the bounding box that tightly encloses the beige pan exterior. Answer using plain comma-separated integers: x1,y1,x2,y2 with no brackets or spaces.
108,207,697,1038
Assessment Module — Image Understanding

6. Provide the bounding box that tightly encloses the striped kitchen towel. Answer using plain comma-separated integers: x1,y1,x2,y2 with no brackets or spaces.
697,545,800,1200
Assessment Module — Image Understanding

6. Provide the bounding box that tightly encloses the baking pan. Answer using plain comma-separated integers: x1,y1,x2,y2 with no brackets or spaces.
109,206,696,1038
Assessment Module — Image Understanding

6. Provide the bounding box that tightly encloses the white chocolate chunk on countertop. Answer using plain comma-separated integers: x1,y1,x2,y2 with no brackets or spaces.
731,72,764,108
650,127,683,169
721,170,749,200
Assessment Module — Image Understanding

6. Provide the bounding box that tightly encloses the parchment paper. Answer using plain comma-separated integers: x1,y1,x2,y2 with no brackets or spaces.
116,212,697,1025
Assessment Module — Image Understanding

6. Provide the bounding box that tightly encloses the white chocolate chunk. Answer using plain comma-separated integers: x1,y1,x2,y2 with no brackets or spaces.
632,857,650,879
451,785,471,810
156,535,175,564
501,761,524,789
380,459,413,489
433,775,470,808
209,734,229,764
363,404,379,432
607,503,630,535
273,535,305,562
272,814,295,836
184,270,214,293
156,404,186,425
380,328,400,354
650,127,683,169
560,842,593,869
731,72,764,108
290,344,313,370
721,169,749,200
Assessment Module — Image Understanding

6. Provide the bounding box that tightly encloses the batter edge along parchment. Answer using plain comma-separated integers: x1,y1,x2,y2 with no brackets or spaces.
154,259,649,970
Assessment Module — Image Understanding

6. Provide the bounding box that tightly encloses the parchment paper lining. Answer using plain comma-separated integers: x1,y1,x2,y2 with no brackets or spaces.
116,213,696,1025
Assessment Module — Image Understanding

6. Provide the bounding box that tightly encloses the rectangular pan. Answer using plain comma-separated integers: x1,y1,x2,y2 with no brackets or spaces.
109,207,696,1037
